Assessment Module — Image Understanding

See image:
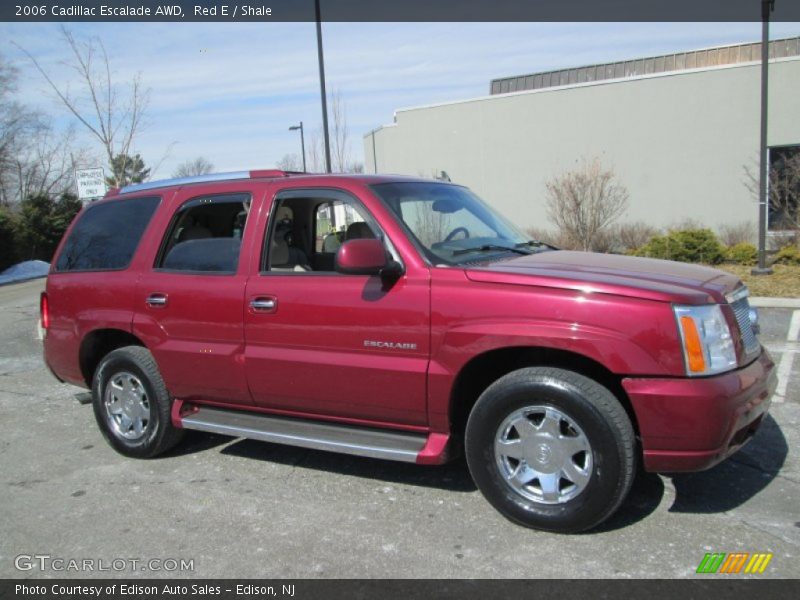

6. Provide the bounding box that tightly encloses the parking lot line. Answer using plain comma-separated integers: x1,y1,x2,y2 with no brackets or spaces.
774,309,800,403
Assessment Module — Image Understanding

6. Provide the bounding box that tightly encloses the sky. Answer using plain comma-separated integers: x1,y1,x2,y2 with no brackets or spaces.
2,21,800,179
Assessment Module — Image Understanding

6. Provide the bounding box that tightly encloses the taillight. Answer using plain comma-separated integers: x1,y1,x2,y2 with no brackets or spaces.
40,292,49,330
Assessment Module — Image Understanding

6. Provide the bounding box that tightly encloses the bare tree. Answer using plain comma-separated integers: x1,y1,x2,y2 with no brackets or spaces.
301,95,363,174
306,127,324,173
615,221,659,252
11,123,91,201
16,27,150,187
275,153,301,172
0,56,42,205
545,158,629,252
717,221,756,246
744,152,800,233
330,91,350,172
172,156,214,178
1,54,91,205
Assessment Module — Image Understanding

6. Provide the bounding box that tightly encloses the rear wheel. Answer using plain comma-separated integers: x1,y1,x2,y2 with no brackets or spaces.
92,346,183,458
465,367,635,533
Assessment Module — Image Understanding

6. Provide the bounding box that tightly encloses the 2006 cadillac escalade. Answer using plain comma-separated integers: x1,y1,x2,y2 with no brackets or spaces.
41,170,777,532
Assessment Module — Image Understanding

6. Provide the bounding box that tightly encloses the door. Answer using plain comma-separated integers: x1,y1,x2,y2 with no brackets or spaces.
133,190,255,405
244,188,431,426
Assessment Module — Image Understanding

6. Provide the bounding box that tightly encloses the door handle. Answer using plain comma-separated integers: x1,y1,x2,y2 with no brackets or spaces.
146,293,168,307
249,297,277,312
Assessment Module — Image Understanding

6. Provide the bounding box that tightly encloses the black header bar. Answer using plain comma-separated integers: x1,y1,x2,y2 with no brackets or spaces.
4,0,800,23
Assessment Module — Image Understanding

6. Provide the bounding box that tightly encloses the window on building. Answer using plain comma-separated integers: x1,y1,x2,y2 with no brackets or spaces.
768,145,800,231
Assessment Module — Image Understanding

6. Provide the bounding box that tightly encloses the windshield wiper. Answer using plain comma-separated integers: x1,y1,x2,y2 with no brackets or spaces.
515,239,559,250
452,244,530,257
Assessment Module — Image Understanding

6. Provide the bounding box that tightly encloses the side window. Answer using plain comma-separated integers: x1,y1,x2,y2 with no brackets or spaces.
55,196,160,272
314,201,373,253
157,193,250,274
264,195,382,273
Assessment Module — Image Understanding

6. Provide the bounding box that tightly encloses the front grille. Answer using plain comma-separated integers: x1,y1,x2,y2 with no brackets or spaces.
730,294,760,356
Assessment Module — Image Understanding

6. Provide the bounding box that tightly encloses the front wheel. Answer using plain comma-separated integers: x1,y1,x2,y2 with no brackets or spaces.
92,346,184,458
465,367,635,533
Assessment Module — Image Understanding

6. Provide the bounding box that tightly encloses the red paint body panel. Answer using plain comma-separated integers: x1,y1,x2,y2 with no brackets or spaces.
42,173,776,472
625,349,777,472
43,271,139,386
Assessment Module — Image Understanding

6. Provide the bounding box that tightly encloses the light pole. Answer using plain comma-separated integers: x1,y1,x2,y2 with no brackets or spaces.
753,0,775,275
315,0,332,173
289,122,306,172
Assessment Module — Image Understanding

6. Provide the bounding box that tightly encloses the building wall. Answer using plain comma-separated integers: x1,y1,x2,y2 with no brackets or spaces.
364,58,800,233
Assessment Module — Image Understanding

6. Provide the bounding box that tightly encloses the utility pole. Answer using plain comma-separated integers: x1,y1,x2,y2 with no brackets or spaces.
753,0,775,275
315,0,332,173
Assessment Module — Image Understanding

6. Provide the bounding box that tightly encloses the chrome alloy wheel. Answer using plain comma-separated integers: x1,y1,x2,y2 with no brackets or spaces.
103,371,151,440
494,405,593,505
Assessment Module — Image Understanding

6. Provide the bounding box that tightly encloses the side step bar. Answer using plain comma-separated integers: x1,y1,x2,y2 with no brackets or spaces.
179,405,431,463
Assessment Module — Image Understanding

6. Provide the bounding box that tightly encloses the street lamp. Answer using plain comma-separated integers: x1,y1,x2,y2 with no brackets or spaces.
315,0,332,173
753,0,776,275
289,122,306,173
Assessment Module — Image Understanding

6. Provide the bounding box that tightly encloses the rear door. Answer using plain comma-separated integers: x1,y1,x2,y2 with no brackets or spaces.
133,185,261,405
243,187,431,426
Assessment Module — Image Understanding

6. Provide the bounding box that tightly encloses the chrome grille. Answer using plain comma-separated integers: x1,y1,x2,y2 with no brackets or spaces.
729,293,760,356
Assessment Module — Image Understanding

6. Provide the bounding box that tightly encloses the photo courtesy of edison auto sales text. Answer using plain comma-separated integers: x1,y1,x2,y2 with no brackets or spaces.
15,584,296,596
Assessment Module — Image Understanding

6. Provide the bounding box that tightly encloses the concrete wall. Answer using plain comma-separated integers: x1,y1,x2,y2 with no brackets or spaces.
364,58,800,234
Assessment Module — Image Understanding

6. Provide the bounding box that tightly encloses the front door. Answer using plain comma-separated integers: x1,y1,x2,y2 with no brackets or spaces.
244,188,431,426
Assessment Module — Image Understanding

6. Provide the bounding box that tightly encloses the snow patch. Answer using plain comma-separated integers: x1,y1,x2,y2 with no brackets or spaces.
0,261,50,285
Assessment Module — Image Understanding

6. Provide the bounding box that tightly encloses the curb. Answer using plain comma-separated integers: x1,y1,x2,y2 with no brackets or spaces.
750,297,800,309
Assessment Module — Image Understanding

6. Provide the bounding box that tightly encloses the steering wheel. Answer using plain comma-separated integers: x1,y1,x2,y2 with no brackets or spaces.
444,227,470,242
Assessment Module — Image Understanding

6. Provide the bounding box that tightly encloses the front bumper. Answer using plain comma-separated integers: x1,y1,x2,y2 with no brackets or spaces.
623,349,777,472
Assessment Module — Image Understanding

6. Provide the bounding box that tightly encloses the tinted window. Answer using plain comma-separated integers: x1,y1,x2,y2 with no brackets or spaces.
55,196,160,272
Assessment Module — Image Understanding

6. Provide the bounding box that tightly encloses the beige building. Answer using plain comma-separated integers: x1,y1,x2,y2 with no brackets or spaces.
364,38,800,235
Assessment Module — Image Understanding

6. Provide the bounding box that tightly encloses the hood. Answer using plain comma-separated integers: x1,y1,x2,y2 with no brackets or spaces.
465,250,741,304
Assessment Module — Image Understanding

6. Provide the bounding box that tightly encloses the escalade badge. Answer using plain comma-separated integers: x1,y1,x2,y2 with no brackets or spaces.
364,340,417,350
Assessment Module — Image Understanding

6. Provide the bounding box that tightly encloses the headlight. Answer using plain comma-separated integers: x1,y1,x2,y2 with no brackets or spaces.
673,304,737,376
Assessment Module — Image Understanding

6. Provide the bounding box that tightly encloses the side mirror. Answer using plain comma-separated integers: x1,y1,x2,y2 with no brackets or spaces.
335,238,389,275
335,238,404,283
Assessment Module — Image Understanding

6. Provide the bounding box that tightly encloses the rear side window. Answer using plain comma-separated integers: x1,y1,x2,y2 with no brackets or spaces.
156,193,250,274
55,196,160,272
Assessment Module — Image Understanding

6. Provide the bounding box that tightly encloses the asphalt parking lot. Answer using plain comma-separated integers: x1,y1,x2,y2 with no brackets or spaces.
1,278,798,579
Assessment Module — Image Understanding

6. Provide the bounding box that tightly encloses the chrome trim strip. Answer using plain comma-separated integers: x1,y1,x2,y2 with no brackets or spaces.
118,171,251,195
181,407,427,463
725,285,750,305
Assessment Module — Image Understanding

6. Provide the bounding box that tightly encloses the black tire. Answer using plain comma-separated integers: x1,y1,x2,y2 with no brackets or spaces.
91,345,184,458
465,367,635,533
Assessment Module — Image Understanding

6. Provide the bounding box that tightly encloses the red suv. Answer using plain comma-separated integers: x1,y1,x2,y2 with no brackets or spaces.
42,170,776,532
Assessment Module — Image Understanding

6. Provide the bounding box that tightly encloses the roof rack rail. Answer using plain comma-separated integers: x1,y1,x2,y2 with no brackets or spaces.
117,169,293,195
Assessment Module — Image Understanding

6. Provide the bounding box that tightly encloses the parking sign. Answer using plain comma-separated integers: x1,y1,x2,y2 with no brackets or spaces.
75,168,107,201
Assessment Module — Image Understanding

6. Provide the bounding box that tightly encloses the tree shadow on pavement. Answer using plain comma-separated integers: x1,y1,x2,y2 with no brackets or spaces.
220,438,478,493
668,414,787,513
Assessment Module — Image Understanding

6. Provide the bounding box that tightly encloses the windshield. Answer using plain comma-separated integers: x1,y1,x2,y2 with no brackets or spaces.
371,181,537,265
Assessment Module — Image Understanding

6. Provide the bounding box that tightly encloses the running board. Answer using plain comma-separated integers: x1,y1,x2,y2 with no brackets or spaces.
179,405,430,463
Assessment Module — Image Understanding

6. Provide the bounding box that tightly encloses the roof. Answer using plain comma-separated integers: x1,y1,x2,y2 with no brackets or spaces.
490,36,800,95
